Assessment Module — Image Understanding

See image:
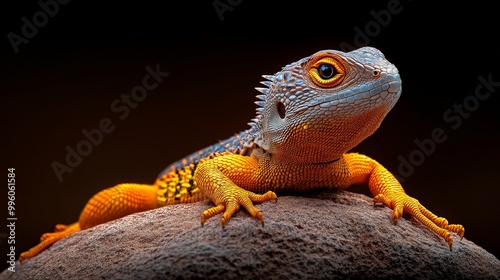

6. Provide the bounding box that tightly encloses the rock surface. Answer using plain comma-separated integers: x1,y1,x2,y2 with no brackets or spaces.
2,191,499,279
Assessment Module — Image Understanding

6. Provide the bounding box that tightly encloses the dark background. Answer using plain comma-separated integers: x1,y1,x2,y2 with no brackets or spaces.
2,0,499,271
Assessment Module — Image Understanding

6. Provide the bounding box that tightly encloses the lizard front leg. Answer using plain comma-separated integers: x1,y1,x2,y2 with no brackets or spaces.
344,153,465,250
194,152,277,227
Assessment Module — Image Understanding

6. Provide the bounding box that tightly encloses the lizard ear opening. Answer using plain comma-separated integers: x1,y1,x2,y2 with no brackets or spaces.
277,102,286,119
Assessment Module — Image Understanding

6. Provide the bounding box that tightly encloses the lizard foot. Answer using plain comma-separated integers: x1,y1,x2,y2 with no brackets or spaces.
19,222,81,262
200,186,277,228
374,193,464,250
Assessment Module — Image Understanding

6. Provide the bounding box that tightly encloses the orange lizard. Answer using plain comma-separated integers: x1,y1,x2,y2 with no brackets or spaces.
19,47,464,262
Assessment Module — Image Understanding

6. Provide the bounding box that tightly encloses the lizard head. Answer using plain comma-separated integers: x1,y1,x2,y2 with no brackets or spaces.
251,47,402,164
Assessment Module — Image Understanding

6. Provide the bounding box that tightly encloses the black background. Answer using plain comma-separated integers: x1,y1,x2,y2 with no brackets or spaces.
2,0,499,271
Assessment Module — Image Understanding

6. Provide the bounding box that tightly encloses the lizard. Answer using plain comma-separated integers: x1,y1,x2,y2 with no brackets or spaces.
19,46,464,262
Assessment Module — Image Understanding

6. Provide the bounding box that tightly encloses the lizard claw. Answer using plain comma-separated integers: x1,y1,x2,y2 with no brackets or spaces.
200,188,276,227
373,192,464,250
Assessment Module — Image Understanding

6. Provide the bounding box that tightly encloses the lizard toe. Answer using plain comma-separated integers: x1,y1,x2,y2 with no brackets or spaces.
201,204,225,226
379,191,464,250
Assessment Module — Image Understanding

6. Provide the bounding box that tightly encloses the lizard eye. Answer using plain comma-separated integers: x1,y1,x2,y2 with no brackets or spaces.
308,55,345,88
318,64,336,79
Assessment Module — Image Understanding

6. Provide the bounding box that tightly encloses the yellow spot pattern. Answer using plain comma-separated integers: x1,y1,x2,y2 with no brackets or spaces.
156,163,205,206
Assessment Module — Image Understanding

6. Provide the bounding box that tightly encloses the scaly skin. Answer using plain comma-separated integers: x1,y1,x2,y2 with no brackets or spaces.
19,47,464,262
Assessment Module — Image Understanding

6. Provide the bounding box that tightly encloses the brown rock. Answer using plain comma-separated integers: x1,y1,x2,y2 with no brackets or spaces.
1,191,499,279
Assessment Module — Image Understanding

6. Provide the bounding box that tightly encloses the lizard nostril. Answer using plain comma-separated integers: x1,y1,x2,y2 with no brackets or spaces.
277,102,286,119
372,70,381,78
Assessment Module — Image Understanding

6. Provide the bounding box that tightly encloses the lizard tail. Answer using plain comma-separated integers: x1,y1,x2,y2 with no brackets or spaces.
19,183,159,262
19,222,80,262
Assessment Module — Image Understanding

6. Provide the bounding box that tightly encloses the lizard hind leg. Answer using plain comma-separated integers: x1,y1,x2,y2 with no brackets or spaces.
19,183,159,262
78,183,159,230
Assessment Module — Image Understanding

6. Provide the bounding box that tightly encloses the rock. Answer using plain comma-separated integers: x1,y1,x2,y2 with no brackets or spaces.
1,191,499,279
